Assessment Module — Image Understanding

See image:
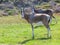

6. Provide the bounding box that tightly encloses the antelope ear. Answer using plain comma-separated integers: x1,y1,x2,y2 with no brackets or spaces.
21,8,24,14
20,9,22,14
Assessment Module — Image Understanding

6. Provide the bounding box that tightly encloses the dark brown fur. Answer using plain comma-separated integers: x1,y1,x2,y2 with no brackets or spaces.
21,7,51,39
34,9,57,24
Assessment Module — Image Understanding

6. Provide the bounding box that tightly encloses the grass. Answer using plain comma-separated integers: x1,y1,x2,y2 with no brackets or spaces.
0,13,60,45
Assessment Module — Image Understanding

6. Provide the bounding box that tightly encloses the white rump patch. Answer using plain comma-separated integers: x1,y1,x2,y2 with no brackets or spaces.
45,14,50,21
36,14,50,26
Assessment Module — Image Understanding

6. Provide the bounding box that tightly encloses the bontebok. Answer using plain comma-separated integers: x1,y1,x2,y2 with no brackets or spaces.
21,7,51,39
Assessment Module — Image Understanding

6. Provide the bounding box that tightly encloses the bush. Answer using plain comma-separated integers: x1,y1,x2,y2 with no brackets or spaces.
5,9,18,15
55,0,60,3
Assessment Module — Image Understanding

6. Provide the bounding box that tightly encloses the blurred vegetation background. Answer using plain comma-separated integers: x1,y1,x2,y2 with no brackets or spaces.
0,0,60,16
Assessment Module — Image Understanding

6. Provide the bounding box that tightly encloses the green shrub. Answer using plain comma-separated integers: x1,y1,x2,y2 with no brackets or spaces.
55,0,60,3
5,9,18,15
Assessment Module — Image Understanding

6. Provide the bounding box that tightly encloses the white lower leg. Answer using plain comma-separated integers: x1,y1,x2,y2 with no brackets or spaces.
47,28,51,38
31,24,34,39
32,28,34,39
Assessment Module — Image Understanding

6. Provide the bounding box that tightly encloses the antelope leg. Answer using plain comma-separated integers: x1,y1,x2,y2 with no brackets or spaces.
31,23,34,39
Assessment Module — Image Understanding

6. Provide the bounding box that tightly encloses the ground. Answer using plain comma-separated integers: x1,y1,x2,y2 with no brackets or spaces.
0,13,60,45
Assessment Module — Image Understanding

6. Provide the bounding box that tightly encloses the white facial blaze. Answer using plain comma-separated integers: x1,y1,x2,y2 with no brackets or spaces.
32,8,34,14
21,7,35,18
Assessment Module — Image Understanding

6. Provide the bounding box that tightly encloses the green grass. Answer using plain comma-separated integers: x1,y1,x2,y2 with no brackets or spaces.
0,14,60,45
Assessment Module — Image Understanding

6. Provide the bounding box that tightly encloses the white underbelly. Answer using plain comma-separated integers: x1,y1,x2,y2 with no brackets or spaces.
36,21,43,26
